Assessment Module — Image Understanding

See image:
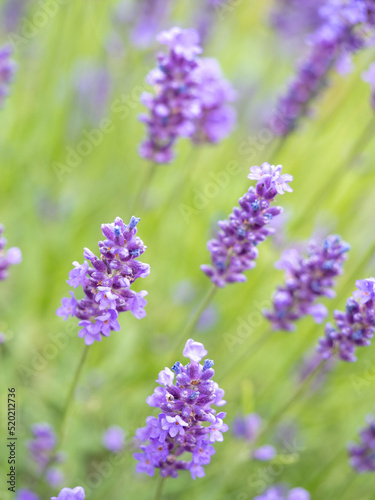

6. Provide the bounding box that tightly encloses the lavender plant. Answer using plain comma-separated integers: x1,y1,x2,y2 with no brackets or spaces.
134,339,227,479
56,216,150,345
139,27,236,163
348,410,375,472
264,235,350,331
318,278,375,362
0,224,22,280
201,163,293,287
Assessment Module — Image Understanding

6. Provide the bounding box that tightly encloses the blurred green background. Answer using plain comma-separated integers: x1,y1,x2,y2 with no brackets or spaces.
1,1,375,499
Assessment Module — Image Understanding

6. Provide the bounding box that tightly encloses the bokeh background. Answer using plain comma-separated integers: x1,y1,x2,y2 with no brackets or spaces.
1,1,375,499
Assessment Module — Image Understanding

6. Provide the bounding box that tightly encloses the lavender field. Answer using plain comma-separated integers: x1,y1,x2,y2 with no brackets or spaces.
1,1,375,499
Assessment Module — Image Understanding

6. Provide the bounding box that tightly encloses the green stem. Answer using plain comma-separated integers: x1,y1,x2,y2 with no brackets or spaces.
257,360,325,441
132,162,157,214
183,284,217,338
219,330,273,382
153,476,165,500
172,284,217,353
59,344,90,446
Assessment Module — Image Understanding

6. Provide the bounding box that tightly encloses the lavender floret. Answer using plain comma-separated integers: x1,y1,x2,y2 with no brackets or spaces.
317,278,375,362
264,235,350,331
201,163,293,287
56,217,150,345
134,339,228,479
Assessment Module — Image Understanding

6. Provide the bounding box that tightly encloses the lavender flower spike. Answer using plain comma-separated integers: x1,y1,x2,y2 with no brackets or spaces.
51,487,85,500
201,163,293,287
134,338,227,479
27,423,65,487
317,278,375,362
0,44,16,107
139,28,203,163
264,235,350,331
348,409,375,472
270,1,375,135
0,224,22,280
139,27,236,163
56,216,150,345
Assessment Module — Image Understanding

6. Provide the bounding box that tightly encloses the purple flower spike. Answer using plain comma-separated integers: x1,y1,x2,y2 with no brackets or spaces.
264,235,350,331
139,27,236,163
57,217,150,345
0,44,16,107
28,423,57,470
0,224,22,281
270,2,375,135
201,163,293,287
51,487,85,500
317,277,375,362
27,422,65,488
348,410,375,472
103,426,126,453
134,338,227,479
